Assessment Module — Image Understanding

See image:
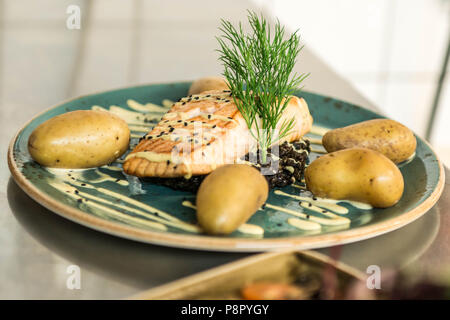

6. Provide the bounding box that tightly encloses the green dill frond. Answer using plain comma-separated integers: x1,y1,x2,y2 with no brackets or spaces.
216,11,308,163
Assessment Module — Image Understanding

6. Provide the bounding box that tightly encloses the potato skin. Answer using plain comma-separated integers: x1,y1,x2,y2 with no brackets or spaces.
196,164,268,235
305,148,404,208
322,119,416,163
28,110,130,168
188,76,229,95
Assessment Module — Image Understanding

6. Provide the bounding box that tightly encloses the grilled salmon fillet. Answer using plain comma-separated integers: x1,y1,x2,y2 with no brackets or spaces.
123,90,313,178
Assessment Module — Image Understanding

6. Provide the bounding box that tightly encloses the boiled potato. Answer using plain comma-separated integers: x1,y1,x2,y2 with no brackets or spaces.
305,148,404,208
188,76,229,95
28,110,130,168
196,164,268,235
322,119,416,163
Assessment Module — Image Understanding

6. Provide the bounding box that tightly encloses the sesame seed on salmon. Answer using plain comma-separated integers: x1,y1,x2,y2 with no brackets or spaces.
123,90,313,178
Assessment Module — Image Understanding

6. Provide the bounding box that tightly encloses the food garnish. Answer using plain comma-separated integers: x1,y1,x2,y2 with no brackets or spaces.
217,11,308,163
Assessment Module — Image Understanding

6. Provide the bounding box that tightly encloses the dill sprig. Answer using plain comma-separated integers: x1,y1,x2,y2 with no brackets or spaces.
216,11,308,163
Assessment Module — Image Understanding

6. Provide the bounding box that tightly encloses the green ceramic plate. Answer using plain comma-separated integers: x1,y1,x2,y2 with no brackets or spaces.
7,82,445,252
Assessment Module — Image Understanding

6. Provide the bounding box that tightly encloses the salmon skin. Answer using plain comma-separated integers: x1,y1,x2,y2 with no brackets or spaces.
123,90,313,178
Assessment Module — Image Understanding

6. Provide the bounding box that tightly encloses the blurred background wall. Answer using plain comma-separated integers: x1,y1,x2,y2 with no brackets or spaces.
267,0,450,163
1,0,449,164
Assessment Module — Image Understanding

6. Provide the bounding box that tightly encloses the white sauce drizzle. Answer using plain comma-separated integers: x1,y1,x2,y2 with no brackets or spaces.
305,137,322,145
86,200,167,231
309,125,330,136
181,200,196,209
48,168,186,224
92,105,161,126
274,190,349,214
89,169,129,186
161,113,234,126
128,125,151,133
265,203,350,226
126,99,168,113
85,185,184,223
101,165,123,171
48,181,168,231
181,200,264,235
125,151,172,162
292,184,307,190
287,218,321,231
237,224,264,235
285,187,372,210
345,201,372,210
284,166,295,174
46,170,201,233
162,99,174,108
298,202,349,221
76,188,198,232
109,106,161,122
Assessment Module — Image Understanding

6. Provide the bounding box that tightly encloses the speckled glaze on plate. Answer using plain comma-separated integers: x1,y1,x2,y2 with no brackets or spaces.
7,82,445,252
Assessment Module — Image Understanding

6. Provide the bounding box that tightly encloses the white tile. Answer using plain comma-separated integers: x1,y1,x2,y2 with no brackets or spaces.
430,81,450,147
433,145,450,167
1,27,79,122
383,81,436,137
3,0,83,23
141,0,254,23
74,26,133,95
346,77,386,107
90,0,134,23
433,145,450,166
389,0,449,74
136,23,223,83
272,0,390,75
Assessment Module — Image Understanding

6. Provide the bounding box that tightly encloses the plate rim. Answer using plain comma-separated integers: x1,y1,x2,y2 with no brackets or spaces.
7,84,446,252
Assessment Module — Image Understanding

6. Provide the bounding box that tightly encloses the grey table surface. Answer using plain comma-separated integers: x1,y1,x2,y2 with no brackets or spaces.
1,1,449,299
